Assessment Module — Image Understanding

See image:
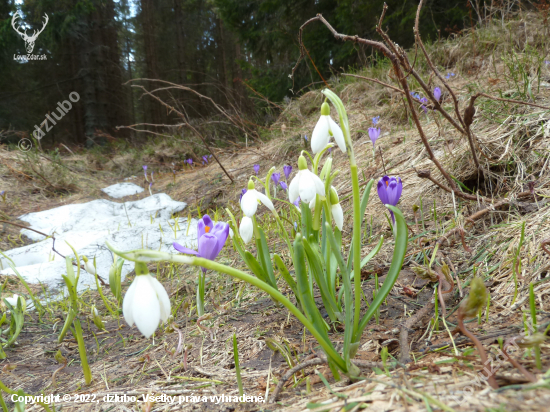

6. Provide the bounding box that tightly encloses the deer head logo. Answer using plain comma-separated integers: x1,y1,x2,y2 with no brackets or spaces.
11,11,49,54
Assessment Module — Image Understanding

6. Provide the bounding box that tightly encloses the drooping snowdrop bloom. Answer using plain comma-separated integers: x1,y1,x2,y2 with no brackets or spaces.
240,179,275,217
283,165,292,180
82,255,97,275
239,216,253,244
329,186,344,231
288,155,325,204
377,175,403,225
173,214,230,272
433,87,441,102
368,127,381,149
253,164,260,175
311,102,346,154
4,294,26,312
123,262,171,338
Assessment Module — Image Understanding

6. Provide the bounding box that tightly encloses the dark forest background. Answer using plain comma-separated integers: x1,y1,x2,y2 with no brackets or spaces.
0,0,483,147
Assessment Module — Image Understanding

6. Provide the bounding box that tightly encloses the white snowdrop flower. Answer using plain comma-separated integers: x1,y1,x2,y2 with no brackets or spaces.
82,255,96,275
329,186,344,231
4,294,26,312
240,179,275,218
123,263,171,338
239,216,254,244
311,102,347,154
289,155,326,204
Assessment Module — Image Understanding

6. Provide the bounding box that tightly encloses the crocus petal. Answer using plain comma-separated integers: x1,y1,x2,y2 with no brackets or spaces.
241,190,259,217
173,242,199,255
197,219,206,241
311,116,330,154
288,175,300,203
123,277,139,326
211,222,230,252
332,203,344,231
328,117,346,153
255,191,275,211
148,275,171,322
132,275,161,338
377,179,389,205
201,215,214,232
239,216,253,244
198,233,221,261
386,179,400,206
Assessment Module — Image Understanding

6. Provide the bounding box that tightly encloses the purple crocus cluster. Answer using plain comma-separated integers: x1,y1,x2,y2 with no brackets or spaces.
377,175,403,225
445,72,455,79
173,214,229,273
202,155,212,165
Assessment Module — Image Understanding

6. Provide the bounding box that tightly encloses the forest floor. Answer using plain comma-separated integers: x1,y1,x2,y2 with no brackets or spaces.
1,11,550,412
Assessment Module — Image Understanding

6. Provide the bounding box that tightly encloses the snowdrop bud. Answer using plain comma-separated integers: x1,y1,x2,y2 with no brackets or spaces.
298,155,307,170
329,186,339,205
320,101,330,116
460,277,487,319
247,179,255,190
91,305,105,330
82,256,97,275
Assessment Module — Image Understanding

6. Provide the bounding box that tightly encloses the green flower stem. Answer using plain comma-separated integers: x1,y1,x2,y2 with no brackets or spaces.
105,243,347,372
350,164,362,334
72,319,92,385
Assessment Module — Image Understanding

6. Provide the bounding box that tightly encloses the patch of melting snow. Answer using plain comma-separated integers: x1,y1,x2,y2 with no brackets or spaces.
101,182,144,198
0,194,197,294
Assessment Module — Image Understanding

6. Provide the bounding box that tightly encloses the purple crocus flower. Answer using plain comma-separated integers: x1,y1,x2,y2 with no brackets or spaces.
304,135,308,141
253,164,260,175
0,191,4,196
372,116,380,126
283,165,292,180
271,172,281,186
185,159,193,165
143,165,148,181
433,87,441,102
240,188,247,201
368,127,381,148
173,214,229,273
445,72,455,79
279,181,288,191
377,175,403,224
545,60,550,66
202,155,209,165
